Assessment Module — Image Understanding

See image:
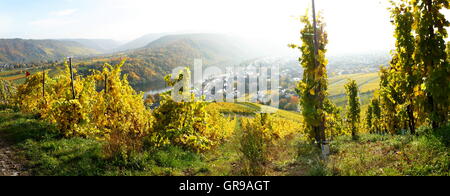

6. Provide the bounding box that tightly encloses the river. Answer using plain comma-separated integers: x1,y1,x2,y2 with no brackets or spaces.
144,87,172,98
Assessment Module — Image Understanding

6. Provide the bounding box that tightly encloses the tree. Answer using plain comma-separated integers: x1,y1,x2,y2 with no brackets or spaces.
447,42,450,60
290,11,329,147
324,99,344,140
370,97,382,134
411,0,449,129
389,0,418,134
365,105,373,133
345,79,361,140
379,66,401,134
382,0,449,133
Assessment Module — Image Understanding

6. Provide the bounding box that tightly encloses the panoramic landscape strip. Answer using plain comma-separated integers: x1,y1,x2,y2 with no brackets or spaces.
0,0,448,182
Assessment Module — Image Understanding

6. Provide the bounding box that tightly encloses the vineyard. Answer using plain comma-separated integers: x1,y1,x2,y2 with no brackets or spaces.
0,60,309,176
328,72,380,97
0,0,449,177
0,55,447,176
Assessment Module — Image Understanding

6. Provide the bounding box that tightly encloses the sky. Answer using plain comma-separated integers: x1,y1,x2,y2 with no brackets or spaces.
0,0,448,54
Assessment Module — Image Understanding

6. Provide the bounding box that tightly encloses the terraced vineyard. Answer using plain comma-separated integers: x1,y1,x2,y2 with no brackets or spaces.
328,72,380,108
328,72,380,97
0,70,27,80
0,67,61,84
207,102,303,123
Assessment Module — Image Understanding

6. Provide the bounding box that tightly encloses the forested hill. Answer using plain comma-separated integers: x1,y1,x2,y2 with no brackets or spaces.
77,34,266,88
141,34,260,64
59,39,121,53
0,39,101,63
115,33,169,52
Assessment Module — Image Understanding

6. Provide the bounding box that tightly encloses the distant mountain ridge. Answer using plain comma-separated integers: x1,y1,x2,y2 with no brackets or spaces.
60,39,121,53
139,33,258,65
75,33,267,89
116,33,169,52
0,33,272,65
0,39,100,63
0,33,280,89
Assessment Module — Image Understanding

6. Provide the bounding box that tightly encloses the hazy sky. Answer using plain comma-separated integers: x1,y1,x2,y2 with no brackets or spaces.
0,0,448,54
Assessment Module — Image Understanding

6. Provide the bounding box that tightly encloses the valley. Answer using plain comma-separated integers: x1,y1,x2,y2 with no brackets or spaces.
0,0,448,178
0,33,387,110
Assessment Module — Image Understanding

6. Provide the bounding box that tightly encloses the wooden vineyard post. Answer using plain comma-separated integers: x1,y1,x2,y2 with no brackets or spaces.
42,66,45,100
104,74,108,93
69,57,76,99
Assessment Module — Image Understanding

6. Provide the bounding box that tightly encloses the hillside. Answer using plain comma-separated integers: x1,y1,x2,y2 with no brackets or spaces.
116,33,169,51
0,34,280,89
0,39,100,64
329,72,380,96
61,39,121,53
141,34,259,64
76,34,265,89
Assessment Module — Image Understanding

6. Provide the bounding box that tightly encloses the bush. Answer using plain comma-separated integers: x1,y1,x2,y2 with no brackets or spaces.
296,141,330,176
14,60,154,159
417,123,450,147
148,68,235,152
0,79,15,105
239,114,298,175
14,72,54,117
240,114,269,176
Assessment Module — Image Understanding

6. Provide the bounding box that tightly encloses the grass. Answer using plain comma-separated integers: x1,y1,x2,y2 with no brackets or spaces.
0,70,28,82
201,120,243,176
1,75,26,81
206,102,261,116
0,108,303,176
273,108,303,123
296,129,449,176
218,117,302,176
0,110,210,176
0,70,25,77
329,134,449,176
1,108,447,176
207,102,304,123
0,68,59,84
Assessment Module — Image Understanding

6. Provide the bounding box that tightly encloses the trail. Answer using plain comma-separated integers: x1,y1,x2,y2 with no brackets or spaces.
0,134,25,176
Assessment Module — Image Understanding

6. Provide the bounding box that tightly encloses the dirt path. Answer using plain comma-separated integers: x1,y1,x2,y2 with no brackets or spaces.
0,135,25,176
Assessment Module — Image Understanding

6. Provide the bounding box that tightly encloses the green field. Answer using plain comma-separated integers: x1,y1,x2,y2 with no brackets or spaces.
0,67,62,84
329,72,380,96
328,72,379,108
